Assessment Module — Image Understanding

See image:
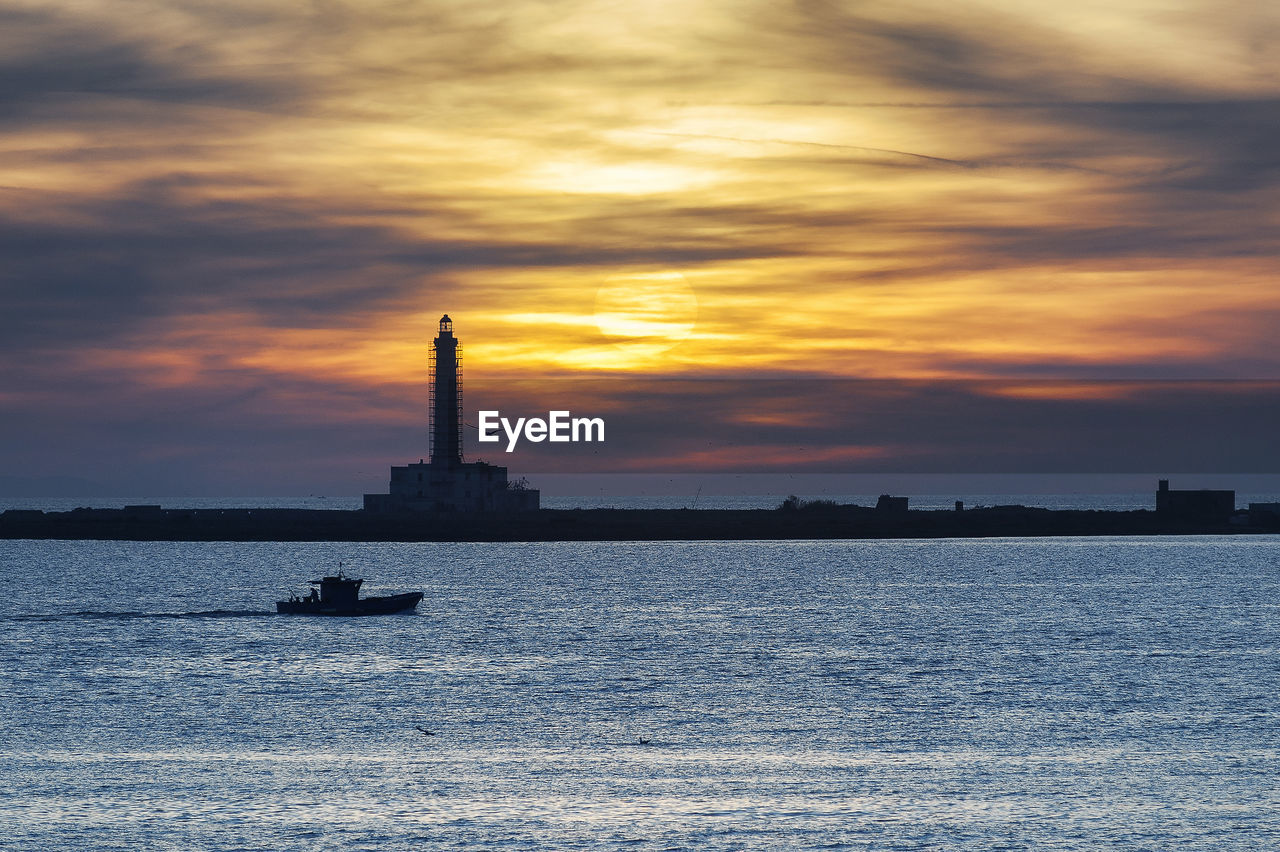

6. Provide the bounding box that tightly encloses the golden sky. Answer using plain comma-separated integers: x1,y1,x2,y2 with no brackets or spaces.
2,0,1280,488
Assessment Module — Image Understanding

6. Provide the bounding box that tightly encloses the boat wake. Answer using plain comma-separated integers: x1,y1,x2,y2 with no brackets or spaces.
10,609,276,621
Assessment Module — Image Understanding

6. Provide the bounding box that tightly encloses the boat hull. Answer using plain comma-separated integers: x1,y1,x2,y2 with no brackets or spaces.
276,591,423,616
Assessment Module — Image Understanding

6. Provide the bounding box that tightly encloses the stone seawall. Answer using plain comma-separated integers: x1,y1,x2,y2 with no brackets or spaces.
1,505,1270,541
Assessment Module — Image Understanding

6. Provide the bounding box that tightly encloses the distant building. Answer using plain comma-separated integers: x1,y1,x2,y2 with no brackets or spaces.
1155,479,1233,523
363,316,539,513
876,494,908,513
1248,502,1280,525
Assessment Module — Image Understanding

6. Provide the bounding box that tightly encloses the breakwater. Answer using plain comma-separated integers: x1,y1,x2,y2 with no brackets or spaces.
1,504,1273,541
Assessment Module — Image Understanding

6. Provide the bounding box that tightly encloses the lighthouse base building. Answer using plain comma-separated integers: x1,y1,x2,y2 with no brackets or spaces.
363,459,538,513
362,315,539,513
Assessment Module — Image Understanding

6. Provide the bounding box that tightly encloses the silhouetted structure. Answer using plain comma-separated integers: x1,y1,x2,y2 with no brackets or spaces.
430,314,463,465
876,494,908,513
363,315,539,512
277,570,423,616
1155,479,1234,523
5,480,1269,541
1249,502,1280,525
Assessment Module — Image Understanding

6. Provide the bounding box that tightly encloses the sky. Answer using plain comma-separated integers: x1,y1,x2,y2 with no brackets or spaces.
2,0,1280,495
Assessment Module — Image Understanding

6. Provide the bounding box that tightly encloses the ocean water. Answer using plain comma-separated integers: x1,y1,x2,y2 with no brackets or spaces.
1,536,1278,850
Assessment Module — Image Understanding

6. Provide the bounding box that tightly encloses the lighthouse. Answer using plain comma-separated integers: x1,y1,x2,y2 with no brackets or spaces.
430,314,462,466
362,315,539,513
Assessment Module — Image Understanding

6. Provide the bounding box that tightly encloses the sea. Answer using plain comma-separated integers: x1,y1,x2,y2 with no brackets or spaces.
1,496,1278,850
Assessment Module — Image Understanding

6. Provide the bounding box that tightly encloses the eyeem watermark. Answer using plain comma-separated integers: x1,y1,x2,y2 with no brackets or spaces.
478,410,605,452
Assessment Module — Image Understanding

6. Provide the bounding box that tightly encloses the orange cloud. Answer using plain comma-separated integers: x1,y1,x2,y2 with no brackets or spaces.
627,444,895,472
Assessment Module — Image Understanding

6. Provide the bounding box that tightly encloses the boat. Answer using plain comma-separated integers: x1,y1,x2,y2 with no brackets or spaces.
276,568,423,616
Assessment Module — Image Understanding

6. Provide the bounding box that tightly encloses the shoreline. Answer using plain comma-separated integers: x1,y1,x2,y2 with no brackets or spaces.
2,504,1272,542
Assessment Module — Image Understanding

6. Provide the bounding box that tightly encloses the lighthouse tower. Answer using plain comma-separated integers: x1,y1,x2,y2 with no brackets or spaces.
430,314,462,466
363,315,539,513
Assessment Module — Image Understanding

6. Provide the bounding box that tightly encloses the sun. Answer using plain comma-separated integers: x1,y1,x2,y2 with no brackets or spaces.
593,272,698,355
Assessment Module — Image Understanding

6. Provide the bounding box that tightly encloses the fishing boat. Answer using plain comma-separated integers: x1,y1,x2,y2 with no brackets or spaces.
276,569,422,616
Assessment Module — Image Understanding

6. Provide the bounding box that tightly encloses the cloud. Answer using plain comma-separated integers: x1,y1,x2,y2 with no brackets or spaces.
10,372,1280,494
0,6,300,123
0,172,809,361
760,1,1280,194
3,0,1280,490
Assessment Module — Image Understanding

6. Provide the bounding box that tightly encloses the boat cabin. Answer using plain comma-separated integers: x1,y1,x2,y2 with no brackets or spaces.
309,573,363,608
